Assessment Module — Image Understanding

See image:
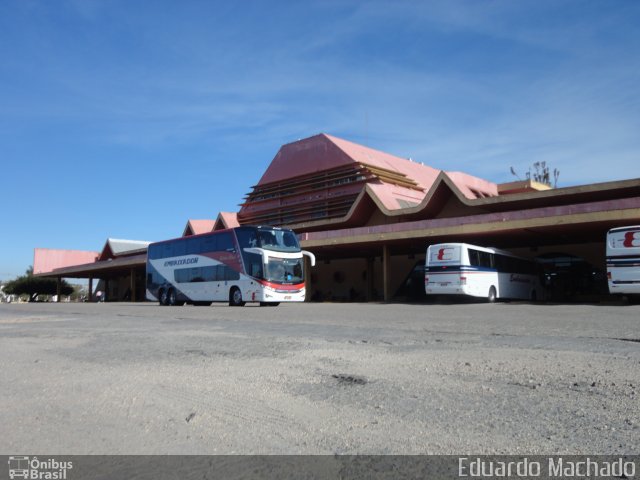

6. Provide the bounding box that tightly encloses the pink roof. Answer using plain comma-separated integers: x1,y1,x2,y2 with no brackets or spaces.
183,219,216,236
253,133,497,212
367,183,426,210
256,133,442,188
215,212,239,230
445,171,498,199
33,249,99,275
326,134,441,190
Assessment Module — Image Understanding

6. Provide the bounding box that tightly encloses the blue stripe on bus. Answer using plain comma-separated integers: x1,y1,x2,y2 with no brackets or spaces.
607,260,640,266
606,256,640,261
425,265,496,273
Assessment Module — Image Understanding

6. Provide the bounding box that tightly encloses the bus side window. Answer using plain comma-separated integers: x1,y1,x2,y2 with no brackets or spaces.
468,249,479,267
202,266,216,282
186,237,201,255
201,236,217,253
247,253,262,278
236,228,258,249
163,243,174,258
217,233,234,252
191,268,204,282
477,251,493,269
224,266,240,281
174,242,186,256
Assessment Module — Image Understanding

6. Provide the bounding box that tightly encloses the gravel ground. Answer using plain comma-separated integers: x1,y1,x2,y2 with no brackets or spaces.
0,301,638,455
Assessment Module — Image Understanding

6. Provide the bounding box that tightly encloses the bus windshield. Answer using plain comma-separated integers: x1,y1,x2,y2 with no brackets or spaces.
257,228,300,252
264,257,304,284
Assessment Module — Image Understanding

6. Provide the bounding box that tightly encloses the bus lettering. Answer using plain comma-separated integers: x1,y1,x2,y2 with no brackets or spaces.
164,257,199,267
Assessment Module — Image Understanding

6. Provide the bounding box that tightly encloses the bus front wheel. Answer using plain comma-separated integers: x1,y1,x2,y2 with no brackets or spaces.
487,286,497,303
229,287,245,307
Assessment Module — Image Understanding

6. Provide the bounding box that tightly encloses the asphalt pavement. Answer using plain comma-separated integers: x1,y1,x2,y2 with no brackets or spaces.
0,301,638,454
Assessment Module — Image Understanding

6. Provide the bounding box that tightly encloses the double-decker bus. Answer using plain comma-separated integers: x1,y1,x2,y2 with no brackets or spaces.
146,226,315,306
425,242,541,302
606,225,640,296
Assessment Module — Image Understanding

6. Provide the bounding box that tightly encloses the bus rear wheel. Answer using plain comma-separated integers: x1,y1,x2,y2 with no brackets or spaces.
259,302,280,307
229,287,245,307
159,289,169,306
487,286,497,303
168,289,179,306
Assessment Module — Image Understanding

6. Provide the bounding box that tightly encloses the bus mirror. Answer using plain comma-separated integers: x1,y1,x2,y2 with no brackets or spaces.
302,250,316,267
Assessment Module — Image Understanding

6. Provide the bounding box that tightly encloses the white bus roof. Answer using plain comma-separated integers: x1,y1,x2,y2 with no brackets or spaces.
428,242,530,260
608,225,640,233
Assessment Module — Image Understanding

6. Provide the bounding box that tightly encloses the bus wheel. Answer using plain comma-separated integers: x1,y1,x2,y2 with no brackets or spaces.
168,289,177,306
487,286,497,303
229,287,245,307
260,302,280,307
159,289,169,306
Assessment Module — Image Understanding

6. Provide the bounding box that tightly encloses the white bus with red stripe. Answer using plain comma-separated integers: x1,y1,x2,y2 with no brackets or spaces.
425,243,541,302
607,226,640,295
146,226,315,306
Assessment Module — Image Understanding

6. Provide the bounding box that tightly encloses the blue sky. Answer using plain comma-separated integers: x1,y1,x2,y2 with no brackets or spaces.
1,0,639,281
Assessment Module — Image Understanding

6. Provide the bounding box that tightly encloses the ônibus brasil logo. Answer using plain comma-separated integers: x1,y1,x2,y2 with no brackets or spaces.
8,456,73,480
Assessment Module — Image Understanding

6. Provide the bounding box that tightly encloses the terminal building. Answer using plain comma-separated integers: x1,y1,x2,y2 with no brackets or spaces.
34,133,640,302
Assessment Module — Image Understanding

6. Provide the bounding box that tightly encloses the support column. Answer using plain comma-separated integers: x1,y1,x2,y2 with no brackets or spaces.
56,277,61,303
105,279,109,302
303,256,312,302
88,277,93,302
366,257,375,302
130,268,136,302
383,244,390,302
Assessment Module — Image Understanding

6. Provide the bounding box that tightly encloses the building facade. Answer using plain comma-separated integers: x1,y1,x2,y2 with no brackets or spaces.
34,133,640,302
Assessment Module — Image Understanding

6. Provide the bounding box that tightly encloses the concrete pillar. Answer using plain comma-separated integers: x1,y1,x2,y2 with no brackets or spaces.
303,256,312,302
130,268,136,302
383,244,390,302
88,277,93,302
56,277,61,302
366,257,375,302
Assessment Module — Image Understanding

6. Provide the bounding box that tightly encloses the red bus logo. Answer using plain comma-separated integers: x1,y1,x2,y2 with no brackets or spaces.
623,231,640,248
436,248,454,261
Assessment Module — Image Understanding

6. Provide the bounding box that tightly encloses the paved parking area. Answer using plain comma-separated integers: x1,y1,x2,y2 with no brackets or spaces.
0,301,638,454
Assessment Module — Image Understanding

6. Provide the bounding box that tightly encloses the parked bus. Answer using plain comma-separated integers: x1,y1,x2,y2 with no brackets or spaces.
146,226,315,306
606,225,640,296
425,243,541,302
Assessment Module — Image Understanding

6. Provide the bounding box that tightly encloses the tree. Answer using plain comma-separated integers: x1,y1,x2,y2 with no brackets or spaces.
3,266,74,301
510,162,560,188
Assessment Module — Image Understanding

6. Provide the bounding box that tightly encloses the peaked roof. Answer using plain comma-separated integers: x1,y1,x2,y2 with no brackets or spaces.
183,219,216,236
99,238,151,261
240,133,499,228
256,133,442,188
214,212,239,231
